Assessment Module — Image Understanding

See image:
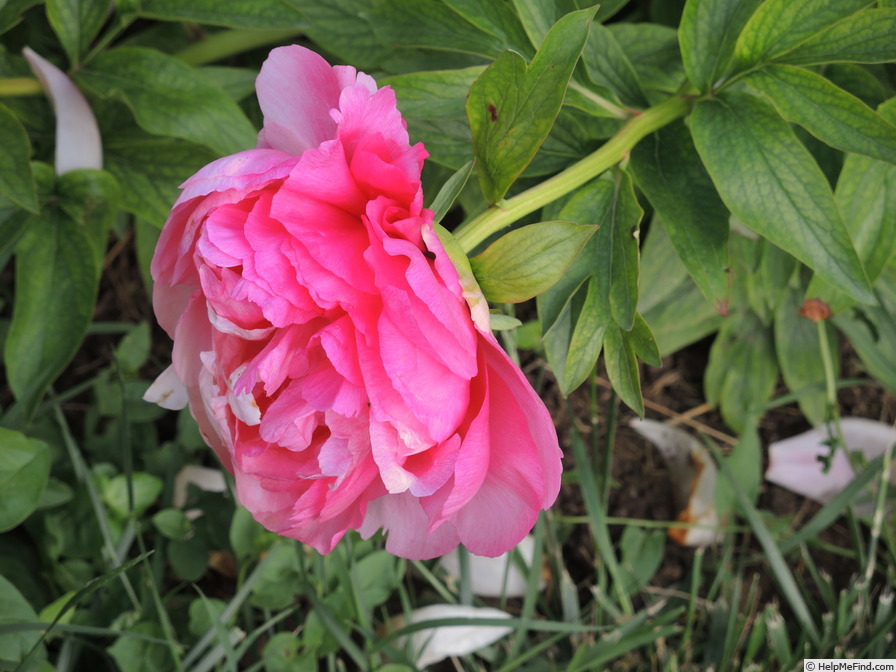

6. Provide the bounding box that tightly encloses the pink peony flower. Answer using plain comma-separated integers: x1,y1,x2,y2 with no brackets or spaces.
145,45,562,559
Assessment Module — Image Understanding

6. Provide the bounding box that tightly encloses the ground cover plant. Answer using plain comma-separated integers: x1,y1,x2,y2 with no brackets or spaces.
1,0,895,670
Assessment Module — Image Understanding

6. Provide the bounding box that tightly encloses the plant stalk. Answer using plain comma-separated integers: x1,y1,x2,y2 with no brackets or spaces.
453,95,692,252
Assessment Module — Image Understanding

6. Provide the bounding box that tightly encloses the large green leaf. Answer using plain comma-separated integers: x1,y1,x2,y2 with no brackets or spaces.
610,23,686,95
0,427,51,532
289,0,386,67
834,99,896,282
5,208,99,419
603,325,644,415
733,0,872,67
704,310,778,432
373,0,507,60
689,91,872,304
678,0,762,93
774,284,836,426
470,221,596,303
630,120,729,310
0,104,37,212
104,128,217,224
538,173,644,393
443,0,532,56
0,574,45,668
467,7,596,203
385,67,483,170
138,0,306,28
638,219,723,355
776,8,896,66
78,47,256,155
46,0,109,64
746,64,896,166
582,20,647,109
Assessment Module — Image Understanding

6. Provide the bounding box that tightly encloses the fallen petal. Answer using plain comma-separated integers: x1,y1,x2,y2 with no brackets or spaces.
766,417,896,509
143,364,189,410
22,47,102,174
439,536,544,598
174,465,228,510
390,604,513,668
629,418,722,547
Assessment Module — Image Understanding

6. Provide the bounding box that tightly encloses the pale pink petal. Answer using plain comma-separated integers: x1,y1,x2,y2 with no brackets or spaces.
256,45,346,155
23,47,101,174
143,364,188,410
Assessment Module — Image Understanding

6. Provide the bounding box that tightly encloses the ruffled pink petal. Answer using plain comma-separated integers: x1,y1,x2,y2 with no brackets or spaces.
359,492,461,560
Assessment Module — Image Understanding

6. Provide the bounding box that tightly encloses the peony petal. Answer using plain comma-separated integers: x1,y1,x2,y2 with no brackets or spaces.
256,45,354,155
143,364,189,410
439,535,544,598
766,418,896,511
629,418,722,547
23,47,101,174
388,604,513,668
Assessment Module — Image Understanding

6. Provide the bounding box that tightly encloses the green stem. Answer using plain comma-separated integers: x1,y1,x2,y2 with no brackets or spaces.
0,77,42,96
176,28,306,66
453,94,693,252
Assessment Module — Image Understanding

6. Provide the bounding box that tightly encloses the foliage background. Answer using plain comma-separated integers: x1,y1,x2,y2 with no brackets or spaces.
1,0,895,670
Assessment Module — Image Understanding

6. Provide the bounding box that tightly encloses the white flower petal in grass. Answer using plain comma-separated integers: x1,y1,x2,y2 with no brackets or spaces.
393,604,513,669
439,536,544,598
629,418,722,547
173,465,227,512
766,417,896,512
143,364,188,410
23,46,102,174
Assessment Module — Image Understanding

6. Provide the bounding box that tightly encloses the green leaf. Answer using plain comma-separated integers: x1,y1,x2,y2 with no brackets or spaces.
137,0,306,28
428,160,474,223
678,0,763,92
373,0,508,60
746,64,896,165
628,313,661,367
0,104,37,212
604,325,644,415
834,305,896,394
733,0,872,67
704,311,778,432
108,622,173,672
467,7,596,203
104,128,217,223
5,209,99,419
582,20,647,109
443,0,533,56
776,8,896,66
46,0,109,64
610,23,685,95
834,100,896,282
538,173,643,393
638,220,723,355
689,91,872,304
0,428,51,532
290,0,387,67
774,284,836,426
152,508,193,541
630,120,729,310
384,67,484,170
0,0,41,35
102,473,164,519
56,168,120,267
471,221,595,303
618,527,664,596
78,47,256,155
0,574,44,668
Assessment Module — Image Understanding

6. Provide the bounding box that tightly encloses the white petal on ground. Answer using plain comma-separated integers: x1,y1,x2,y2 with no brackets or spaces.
173,465,227,510
143,364,189,410
439,536,544,598
629,418,722,547
766,417,896,513
22,47,102,174
390,604,513,668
